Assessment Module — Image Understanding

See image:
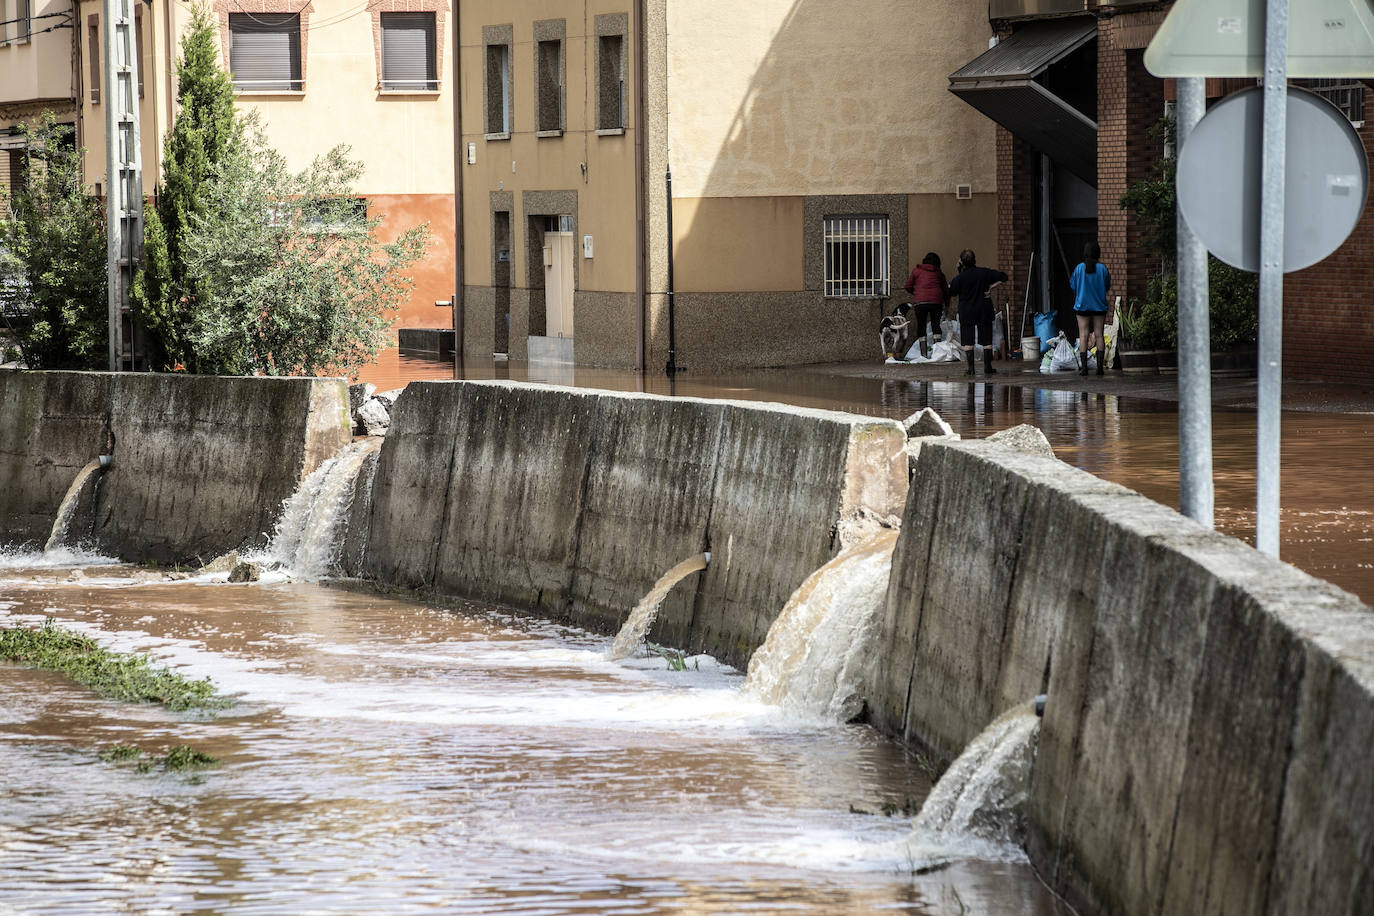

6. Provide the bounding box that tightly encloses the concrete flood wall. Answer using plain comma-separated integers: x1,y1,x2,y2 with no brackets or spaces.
0,370,351,562
868,438,1374,916
363,380,909,668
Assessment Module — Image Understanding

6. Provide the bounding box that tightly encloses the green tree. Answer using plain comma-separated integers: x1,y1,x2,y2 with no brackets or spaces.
178,122,428,377
132,2,426,376
132,2,237,371
0,113,107,369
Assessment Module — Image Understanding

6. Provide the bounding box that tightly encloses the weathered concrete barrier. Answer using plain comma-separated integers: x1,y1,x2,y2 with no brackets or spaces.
364,380,908,668
0,370,351,562
868,438,1374,916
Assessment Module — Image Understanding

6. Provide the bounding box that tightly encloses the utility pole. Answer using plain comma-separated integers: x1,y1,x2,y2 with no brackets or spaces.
104,0,143,371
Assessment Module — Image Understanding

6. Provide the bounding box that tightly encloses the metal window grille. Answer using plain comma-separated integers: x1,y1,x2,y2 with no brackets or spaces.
1309,79,1365,127
229,13,303,92
823,216,889,298
381,12,436,91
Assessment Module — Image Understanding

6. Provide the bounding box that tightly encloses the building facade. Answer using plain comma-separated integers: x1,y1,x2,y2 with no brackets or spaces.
961,0,1374,385
456,0,1001,370
2,0,455,343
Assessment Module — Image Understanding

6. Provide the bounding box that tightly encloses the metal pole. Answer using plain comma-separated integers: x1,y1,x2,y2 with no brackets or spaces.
1256,0,1288,556
1176,77,1213,528
1038,154,1050,315
103,0,120,371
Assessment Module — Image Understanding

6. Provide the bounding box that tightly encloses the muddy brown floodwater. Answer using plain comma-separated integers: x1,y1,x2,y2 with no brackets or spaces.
0,564,1070,914
358,358,1372,605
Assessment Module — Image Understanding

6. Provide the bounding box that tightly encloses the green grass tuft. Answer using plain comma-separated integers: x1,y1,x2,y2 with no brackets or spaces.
0,619,231,712
161,745,219,771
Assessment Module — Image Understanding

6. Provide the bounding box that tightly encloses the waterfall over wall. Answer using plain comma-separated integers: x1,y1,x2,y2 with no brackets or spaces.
43,459,104,554
264,438,383,578
743,530,898,721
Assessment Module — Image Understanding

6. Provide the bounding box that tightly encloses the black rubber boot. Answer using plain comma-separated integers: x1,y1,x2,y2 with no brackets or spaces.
984,348,998,375
1078,351,1089,376
964,349,975,377
1096,350,1104,375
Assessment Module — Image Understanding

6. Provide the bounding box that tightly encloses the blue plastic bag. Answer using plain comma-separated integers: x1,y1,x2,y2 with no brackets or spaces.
1032,312,1057,351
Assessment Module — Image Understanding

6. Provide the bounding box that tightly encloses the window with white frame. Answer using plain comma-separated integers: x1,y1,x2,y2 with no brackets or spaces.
380,12,436,91
823,216,889,298
229,13,302,92
485,41,511,135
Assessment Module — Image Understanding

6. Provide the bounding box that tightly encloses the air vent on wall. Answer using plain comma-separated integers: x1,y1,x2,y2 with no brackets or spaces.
956,184,972,200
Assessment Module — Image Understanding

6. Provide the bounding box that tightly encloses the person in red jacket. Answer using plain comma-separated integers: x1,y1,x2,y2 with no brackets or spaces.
903,252,950,355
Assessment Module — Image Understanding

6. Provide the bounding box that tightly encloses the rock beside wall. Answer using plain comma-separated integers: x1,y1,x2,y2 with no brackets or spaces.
0,371,351,562
873,438,1374,916
364,380,909,669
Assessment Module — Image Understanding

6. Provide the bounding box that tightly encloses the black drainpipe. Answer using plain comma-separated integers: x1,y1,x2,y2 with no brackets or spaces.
664,167,677,375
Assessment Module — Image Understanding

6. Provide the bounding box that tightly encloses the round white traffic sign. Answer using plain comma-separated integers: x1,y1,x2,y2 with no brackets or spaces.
1176,86,1368,273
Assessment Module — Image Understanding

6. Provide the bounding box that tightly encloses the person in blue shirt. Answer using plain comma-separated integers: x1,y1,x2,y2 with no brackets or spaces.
1069,241,1111,376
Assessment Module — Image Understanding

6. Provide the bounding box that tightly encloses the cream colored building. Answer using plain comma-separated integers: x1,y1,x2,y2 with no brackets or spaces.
457,0,999,370
4,0,455,340
0,0,79,188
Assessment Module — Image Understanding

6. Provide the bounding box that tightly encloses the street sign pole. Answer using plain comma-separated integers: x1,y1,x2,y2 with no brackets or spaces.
1176,76,1213,529
1256,0,1288,555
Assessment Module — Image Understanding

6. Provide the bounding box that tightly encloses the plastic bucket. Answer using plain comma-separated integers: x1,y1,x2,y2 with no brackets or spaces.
1021,336,1040,362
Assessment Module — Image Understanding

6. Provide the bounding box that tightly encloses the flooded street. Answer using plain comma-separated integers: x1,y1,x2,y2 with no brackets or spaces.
1,560,1066,914
359,357,1373,604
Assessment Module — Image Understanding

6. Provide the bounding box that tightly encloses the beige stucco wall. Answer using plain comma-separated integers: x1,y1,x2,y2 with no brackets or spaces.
672,196,803,293
0,0,75,115
457,0,641,297
229,1,454,197
908,192,998,281
664,0,997,199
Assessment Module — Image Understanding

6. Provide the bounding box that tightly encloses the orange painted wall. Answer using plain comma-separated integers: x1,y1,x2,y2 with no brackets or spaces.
369,193,456,331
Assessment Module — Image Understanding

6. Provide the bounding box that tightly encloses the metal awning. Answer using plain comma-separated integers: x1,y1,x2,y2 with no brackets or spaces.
949,18,1098,184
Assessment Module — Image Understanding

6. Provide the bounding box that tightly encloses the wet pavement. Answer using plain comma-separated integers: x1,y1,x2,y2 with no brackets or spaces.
358,353,1374,606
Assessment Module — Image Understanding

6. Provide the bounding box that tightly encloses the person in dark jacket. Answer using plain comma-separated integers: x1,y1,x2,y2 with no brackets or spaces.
903,252,949,355
947,249,1007,377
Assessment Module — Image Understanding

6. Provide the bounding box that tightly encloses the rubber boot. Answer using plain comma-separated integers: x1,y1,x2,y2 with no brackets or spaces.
984,348,998,375
1078,350,1089,376
1096,349,1104,376
963,349,975,377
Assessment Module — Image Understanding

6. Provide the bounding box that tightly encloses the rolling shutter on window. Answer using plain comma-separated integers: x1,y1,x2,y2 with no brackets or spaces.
381,13,435,90
229,13,301,90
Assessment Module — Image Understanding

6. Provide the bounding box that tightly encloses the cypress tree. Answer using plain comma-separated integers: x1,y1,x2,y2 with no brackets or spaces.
132,2,237,371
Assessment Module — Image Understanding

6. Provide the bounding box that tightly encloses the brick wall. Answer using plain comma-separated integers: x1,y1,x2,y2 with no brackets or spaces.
996,125,1036,331
1283,99,1374,385
1098,16,1165,311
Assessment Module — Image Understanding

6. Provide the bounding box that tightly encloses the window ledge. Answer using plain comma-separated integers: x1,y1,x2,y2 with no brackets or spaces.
485,131,511,141
234,89,306,98
535,129,564,139
594,127,626,137
378,89,442,98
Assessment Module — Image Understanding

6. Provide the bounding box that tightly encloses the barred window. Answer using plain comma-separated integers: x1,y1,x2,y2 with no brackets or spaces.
823,216,889,298
1309,79,1365,127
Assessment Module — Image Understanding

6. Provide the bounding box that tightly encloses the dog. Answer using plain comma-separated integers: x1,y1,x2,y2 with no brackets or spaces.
880,304,914,360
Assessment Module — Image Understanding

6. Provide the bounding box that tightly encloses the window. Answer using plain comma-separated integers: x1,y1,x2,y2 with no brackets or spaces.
1309,79,1365,128
485,42,511,135
305,197,367,233
88,15,100,103
380,12,436,91
134,6,144,97
823,216,890,298
5,0,30,44
597,34,625,131
536,39,563,133
229,13,302,92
